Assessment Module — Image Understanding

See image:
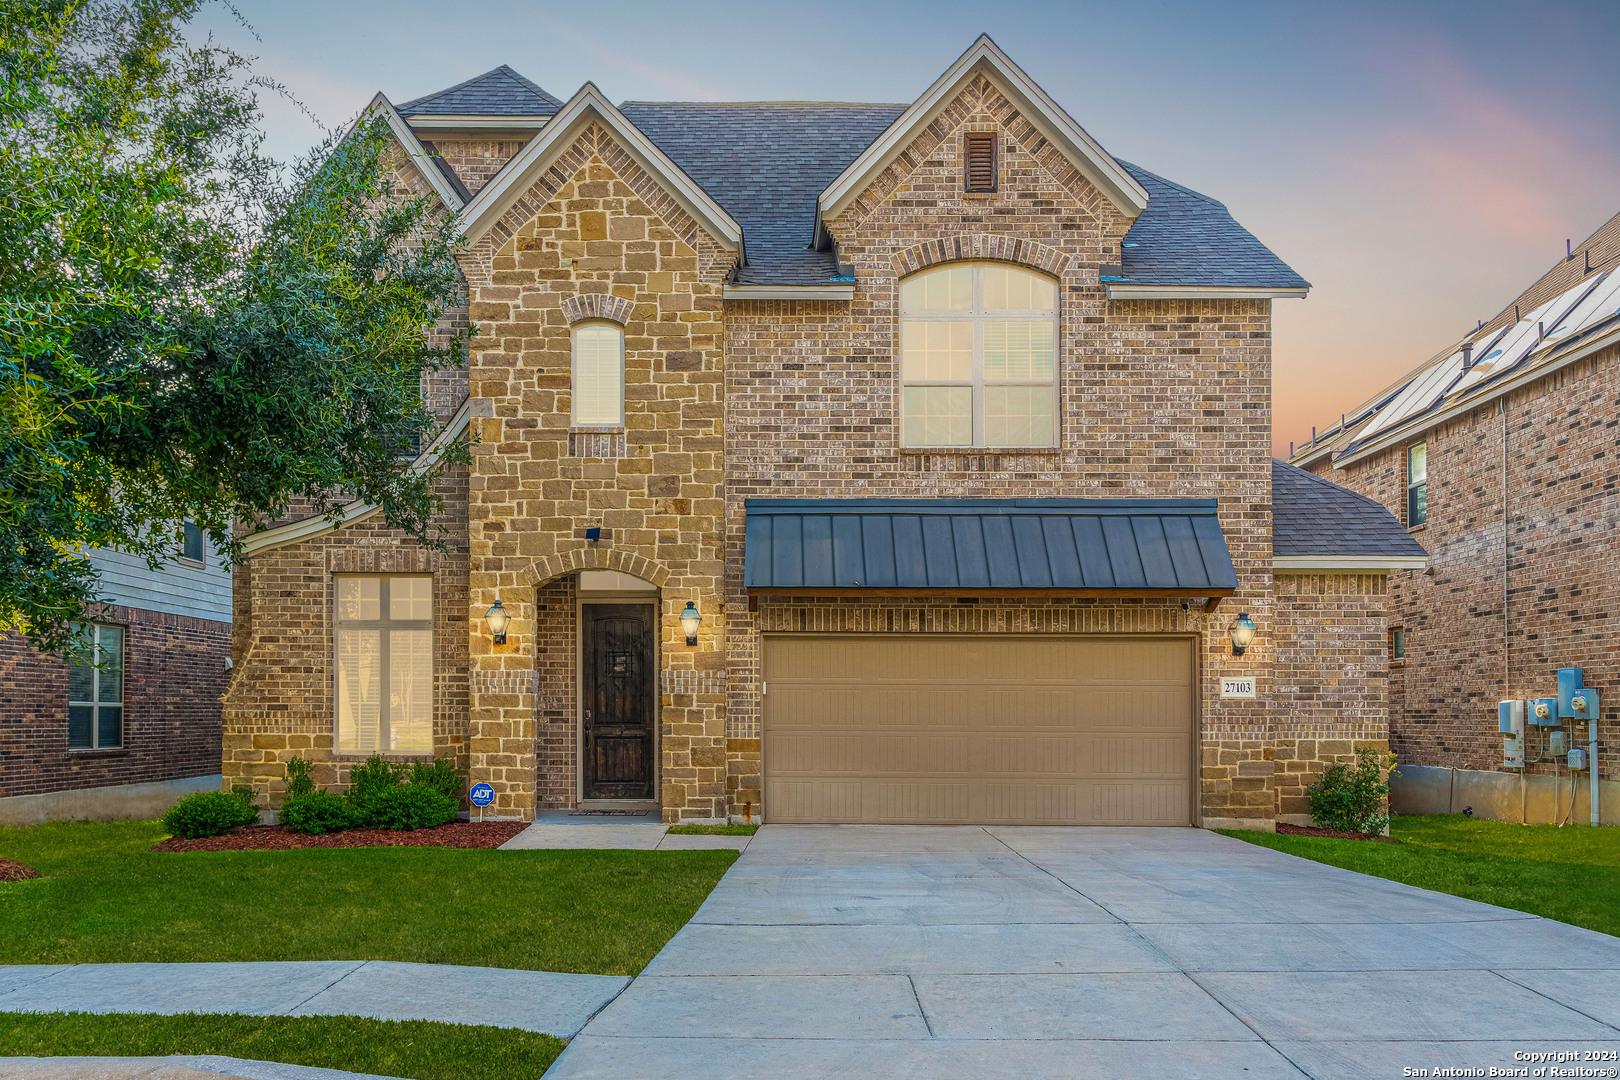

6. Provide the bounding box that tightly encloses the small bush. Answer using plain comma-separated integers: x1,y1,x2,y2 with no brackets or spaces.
1308,746,1394,834
367,784,458,831
345,754,405,821
284,756,314,799
162,791,260,839
409,758,463,801
229,785,256,805
280,791,358,835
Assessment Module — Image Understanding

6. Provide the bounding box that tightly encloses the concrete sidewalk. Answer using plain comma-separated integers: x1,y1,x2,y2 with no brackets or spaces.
547,825,1620,1080
498,819,752,851
0,1055,406,1080
0,961,626,1038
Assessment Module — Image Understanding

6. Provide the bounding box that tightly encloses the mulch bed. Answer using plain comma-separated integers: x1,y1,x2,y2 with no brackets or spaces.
1277,822,1396,843
152,820,528,853
0,858,41,881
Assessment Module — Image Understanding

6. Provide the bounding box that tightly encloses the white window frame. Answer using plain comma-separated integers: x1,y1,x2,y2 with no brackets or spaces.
68,622,124,750
899,262,1060,449
1406,443,1427,528
571,321,625,428
333,575,435,757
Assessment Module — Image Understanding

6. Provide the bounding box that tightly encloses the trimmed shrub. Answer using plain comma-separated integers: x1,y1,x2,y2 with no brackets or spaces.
230,785,257,805
346,754,405,822
280,791,358,835
408,758,463,801
162,791,260,839
284,756,314,799
367,784,458,831
1308,746,1394,834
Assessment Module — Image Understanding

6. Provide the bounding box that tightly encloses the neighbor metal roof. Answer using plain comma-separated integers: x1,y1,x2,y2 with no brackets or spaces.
1271,461,1427,560
744,499,1238,593
398,65,563,117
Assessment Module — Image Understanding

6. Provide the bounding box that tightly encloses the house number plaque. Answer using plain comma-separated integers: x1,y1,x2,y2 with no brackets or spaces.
1220,677,1257,699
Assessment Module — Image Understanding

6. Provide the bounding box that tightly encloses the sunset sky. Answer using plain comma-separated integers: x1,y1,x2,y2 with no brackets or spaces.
198,0,1620,456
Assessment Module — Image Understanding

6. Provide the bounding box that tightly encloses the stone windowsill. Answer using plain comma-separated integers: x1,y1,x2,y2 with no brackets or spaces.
899,446,1062,455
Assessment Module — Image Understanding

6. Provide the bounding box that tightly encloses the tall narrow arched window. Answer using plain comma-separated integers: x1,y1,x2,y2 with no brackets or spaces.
899,263,1059,448
572,322,624,426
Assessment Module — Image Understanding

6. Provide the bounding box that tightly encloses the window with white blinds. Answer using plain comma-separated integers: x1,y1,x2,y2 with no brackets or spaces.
334,576,433,755
572,323,624,426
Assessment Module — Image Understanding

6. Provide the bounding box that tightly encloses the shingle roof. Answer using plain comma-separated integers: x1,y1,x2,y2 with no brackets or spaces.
398,65,562,117
744,499,1238,592
618,102,907,286
1271,460,1426,559
1113,164,1309,290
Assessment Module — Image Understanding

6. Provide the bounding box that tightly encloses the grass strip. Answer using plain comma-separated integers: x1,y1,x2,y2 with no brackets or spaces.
1224,814,1620,938
0,820,736,975
0,1012,564,1080
665,824,757,835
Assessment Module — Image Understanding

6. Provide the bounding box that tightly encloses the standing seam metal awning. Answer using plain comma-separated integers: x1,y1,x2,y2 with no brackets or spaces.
744,499,1239,597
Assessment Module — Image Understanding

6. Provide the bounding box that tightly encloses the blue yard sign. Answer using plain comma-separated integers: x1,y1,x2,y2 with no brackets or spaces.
469,782,495,807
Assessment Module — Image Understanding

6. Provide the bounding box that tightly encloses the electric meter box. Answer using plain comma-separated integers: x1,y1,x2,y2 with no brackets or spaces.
1570,687,1599,720
1569,747,1588,771
1558,667,1585,718
1528,697,1561,726
1499,699,1525,734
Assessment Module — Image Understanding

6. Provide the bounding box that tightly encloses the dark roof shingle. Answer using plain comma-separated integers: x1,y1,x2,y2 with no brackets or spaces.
1271,460,1426,559
398,65,563,117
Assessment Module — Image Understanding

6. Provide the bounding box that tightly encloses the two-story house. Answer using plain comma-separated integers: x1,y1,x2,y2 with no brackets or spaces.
1293,212,1620,825
224,37,1420,829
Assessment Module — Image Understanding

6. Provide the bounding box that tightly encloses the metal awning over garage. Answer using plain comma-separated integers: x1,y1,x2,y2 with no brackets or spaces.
744,498,1238,605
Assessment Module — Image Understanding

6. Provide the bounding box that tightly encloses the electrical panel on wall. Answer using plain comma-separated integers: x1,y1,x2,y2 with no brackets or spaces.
1500,699,1525,768
1528,697,1560,727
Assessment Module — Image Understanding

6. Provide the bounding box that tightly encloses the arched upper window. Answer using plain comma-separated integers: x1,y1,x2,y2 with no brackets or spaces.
899,263,1058,448
572,322,624,426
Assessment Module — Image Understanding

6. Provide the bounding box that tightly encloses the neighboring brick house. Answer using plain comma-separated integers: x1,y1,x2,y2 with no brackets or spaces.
225,37,1419,828
1,529,231,824
1292,212,1620,824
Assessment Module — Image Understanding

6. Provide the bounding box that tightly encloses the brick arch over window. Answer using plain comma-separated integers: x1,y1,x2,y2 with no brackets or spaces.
559,293,635,326
890,235,1070,280
518,547,671,589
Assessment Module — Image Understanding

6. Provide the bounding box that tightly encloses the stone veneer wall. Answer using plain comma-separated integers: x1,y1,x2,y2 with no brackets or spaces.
722,74,1274,826
456,123,731,822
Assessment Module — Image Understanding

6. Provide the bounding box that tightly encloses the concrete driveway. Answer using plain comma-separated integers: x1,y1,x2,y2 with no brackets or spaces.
549,826,1620,1079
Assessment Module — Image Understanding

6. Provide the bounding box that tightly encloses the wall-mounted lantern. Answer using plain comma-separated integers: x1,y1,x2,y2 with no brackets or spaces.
484,599,510,645
1229,611,1256,656
679,601,702,646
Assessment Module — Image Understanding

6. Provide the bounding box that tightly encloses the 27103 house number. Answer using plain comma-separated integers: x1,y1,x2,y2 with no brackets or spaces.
1220,677,1257,699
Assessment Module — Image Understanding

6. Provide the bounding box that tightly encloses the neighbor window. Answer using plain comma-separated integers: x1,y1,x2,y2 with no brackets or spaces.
900,263,1059,448
1406,443,1427,527
334,576,433,755
572,323,624,426
68,623,124,750
180,520,204,564
1391,627,1406,663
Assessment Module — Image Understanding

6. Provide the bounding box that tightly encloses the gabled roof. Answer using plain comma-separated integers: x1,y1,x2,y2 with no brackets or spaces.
457,83,742,253
818,35,1150,225
620,102,907,287
362,94,466,213
1271,460,1427,569
1108,164,1310,297
398,65,563,117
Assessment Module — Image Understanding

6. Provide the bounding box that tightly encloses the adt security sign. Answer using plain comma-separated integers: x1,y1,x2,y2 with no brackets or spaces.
469,782,495,807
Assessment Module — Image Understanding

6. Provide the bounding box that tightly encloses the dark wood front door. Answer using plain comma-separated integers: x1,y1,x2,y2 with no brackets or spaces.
583,603,656,800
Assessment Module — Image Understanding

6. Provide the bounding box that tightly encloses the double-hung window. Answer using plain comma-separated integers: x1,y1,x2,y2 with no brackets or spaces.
572,323,624,427
900,263,1059,448
335,576,433,755
179,520,204,565
68,623,124,749
1406,443,1427,527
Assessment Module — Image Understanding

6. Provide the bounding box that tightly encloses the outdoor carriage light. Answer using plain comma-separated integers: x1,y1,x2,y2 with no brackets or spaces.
1229,612,1257,656
484,599,510,645
679,601,702,646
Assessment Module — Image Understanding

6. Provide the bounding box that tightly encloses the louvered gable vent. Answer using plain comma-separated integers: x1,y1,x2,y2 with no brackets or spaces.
964,131,997,192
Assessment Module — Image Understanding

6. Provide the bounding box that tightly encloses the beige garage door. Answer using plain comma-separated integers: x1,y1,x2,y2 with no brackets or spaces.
763,635,1195,826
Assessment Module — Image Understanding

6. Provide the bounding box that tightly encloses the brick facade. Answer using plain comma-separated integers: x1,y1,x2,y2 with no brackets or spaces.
1,606,228,800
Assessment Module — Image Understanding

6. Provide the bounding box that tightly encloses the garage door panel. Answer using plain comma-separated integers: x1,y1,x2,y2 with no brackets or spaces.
763,635,1194,826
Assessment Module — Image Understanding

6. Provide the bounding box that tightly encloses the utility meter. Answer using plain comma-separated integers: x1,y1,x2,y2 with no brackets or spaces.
1500,700,1525,768
1529,697,1560,726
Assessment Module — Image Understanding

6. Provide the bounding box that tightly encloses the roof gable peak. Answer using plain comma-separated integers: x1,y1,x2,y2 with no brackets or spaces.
397,64,564,118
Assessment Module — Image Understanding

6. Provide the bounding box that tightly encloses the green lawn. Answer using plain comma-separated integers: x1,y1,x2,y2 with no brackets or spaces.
1225,814,1620,937
0,1012,562,1080
0,820,736,974
665,823,757,835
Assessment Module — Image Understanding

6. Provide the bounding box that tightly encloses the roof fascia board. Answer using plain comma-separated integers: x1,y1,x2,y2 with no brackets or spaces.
457,83,741,251
405,116,550,131
1333,323,1620,470
240,398,473,558
1274,555,1427,571
1106,284,1310,300
818,35,1149,224
722,284,854,301
368,94,465,213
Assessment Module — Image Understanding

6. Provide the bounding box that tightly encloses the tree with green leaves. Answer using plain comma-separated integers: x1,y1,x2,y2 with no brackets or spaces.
1,0,468,655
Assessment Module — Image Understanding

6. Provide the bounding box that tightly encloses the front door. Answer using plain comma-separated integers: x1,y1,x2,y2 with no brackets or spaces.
582,603,656,800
